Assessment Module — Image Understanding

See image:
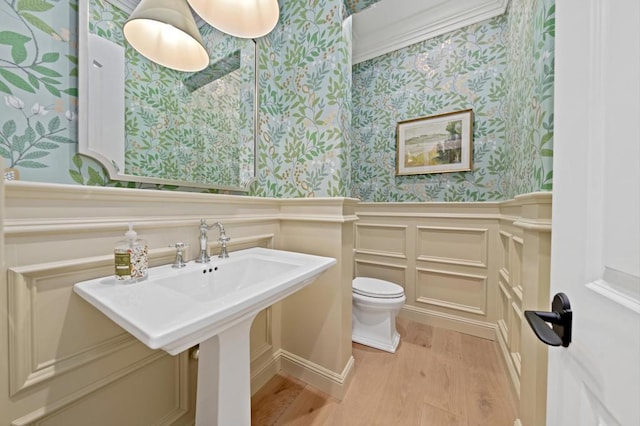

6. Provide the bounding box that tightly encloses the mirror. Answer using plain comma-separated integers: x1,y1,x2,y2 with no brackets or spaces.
78,0,257,191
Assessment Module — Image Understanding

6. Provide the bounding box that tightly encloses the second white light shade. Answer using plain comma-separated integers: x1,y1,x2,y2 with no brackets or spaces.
187,0,280,39
123,0,209,72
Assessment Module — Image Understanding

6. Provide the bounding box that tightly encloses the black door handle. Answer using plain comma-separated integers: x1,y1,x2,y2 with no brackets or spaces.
524,292,572,347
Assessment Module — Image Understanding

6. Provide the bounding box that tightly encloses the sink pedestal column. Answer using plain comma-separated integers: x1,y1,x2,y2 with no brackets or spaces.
195,315,256,426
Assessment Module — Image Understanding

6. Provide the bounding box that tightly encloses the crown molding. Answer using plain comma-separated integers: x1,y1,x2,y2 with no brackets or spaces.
352,0,509,64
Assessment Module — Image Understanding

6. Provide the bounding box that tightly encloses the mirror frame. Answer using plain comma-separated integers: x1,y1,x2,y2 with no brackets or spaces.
78,0,258,191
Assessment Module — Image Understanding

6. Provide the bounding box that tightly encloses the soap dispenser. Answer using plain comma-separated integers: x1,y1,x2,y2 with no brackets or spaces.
114,223,148,283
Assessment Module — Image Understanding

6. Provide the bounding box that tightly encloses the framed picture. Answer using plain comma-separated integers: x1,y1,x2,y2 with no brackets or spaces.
396,109,473,176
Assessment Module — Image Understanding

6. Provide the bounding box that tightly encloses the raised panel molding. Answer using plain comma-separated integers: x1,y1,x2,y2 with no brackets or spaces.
401,305,496,340
250,308,273,362
356,192,553,421
415,268,487,315
1,182,361,424
11,353,189,426
355,223,407,259
354,259,407,287
7,256,152,396
6,235,272,396
416,226,488,268
512,236,524,291
509,302,523,377
499,230,512,276
497,279,511,345
496,331,521,400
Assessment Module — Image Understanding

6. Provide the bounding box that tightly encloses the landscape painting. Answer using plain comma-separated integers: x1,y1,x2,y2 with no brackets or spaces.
396,109,473,176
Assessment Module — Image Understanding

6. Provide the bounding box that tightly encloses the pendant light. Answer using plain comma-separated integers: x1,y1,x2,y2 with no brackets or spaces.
186,0,280,39
123,0,209,72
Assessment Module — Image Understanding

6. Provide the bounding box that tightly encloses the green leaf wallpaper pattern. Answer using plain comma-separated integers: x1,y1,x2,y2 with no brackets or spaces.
1,0,554,201
350,0,555,202
351,15,509,202
504,0,555,196
0,0,78,180
253,0,352,197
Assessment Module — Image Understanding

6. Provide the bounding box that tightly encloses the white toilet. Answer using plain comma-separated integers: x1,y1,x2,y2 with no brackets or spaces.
352,277,406,353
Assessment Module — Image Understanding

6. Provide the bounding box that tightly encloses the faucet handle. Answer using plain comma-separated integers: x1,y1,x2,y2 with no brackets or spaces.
170,242,189,268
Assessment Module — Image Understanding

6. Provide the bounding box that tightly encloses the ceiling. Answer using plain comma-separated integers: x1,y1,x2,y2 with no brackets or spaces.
351,0,509,64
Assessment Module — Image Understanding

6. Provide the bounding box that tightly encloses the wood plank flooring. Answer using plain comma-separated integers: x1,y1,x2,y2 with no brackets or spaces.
251,318,517,426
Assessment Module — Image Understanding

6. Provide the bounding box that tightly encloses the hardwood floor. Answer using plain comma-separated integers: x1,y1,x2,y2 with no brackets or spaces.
251,318,517,426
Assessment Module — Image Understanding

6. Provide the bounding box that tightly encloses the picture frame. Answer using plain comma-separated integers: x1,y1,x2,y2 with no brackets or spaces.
396,109,473,176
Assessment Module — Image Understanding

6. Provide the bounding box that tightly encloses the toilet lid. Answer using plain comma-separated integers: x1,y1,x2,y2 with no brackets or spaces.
352,277,404,299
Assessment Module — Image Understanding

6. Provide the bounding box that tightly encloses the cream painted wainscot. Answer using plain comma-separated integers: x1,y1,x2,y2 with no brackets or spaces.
0,181,357,425
354,192,552,426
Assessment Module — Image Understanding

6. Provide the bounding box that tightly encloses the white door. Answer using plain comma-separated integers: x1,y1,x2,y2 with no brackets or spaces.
547,0,640,425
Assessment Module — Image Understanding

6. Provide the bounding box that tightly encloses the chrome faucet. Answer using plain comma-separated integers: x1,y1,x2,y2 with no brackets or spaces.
214,221,230,258
195,219,230,263
169,242,188,268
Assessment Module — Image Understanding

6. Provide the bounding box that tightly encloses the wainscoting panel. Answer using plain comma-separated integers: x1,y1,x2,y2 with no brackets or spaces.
355,223,407,258
6,255,166,395
499,230,511,280
415,268,487,315
416,226,488,267
354,259,407,289
509,301,523,377
497,278,511,346
2,182,359,423
250,308,272,362
356,193,552,426
12,354,189,426
355,202,500,338
512,236,524,291
496,193,552,426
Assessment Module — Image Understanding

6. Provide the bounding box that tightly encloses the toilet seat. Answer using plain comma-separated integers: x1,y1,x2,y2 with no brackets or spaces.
353,277,404,299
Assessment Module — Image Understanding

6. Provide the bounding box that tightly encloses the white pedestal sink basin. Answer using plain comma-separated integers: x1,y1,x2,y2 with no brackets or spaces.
74,247,336,425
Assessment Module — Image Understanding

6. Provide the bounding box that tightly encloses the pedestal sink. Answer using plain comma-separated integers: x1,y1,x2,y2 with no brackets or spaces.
74,247,336,425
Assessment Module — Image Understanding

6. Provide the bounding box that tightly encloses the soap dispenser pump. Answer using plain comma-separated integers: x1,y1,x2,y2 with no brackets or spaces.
114,223,148,283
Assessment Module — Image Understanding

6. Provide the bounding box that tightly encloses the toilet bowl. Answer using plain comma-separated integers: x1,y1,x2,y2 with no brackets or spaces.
352,277,406,353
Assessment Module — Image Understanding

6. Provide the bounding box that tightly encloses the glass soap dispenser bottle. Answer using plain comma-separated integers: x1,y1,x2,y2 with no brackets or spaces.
114,223,148,283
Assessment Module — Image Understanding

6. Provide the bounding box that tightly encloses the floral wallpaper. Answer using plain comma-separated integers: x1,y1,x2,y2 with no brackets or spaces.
253,0,352,197
1,0,78,183
351,15,509,202
1,0,554,201
350,0,555,201
504,0,555,196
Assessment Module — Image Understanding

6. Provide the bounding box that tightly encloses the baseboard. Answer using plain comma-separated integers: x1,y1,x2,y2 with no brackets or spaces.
279,349,355,400
399,305,497,340
250,351,281,396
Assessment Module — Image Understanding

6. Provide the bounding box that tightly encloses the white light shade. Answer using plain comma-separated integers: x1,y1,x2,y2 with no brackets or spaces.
187,0,279,39
123,0,209,72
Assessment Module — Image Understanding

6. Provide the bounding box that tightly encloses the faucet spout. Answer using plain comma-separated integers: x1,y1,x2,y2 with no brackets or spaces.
195,219,213,263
